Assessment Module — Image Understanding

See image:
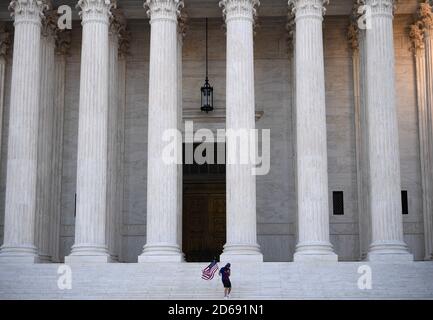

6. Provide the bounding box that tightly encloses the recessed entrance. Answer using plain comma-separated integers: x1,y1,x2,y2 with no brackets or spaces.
182,143,226,262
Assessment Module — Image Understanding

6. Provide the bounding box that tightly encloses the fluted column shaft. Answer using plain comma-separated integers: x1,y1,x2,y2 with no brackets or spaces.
0,24,10,181
219,0,263,262
0,0,44,263
289,0,337,261
116,53,126,261
364,0,412,261
177,23,184,252
423,20,433,261
106,21,120,262
65,0,113,263
138,0,184,262
0,54,5,162
51,54,66,263
349,14,372,260
35,19,56,263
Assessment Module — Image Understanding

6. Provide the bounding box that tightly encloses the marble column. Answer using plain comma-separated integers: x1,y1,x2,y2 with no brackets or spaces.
411,2,433,260
138,0,184,263
0,24,11,170
364,0,412,261
287,3,298,260
106,9,124,262
348,6,371,260
177,13,186,253
65,0,114,263
35,8,56,263
116,29,129,261
288,0,337,261
0,0,45,263
50,30,71,263
219,0,263,262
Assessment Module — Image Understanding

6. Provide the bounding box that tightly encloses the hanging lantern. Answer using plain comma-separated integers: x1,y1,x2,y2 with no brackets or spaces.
201,17,214,113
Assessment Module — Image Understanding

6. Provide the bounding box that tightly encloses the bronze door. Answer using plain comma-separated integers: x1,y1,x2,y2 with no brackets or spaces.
183,181,226,262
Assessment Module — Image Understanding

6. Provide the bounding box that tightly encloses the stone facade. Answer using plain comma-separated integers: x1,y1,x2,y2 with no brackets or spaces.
0,0,430,263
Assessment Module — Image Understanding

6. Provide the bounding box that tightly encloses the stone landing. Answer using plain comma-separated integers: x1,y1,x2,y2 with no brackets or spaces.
0,262,432,299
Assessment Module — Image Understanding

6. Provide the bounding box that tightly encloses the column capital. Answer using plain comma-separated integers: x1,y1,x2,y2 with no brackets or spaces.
0,23,12,60
178,10,188,38
77,0,115,24
288,0,329,19
363,0,395,16
347,4,362,53
286,5,295,52
418,2,433,31
118,27,131,58
144,0,184,22
109,8,130,58
41,8,57,37
55,29,72,56
110,8,126,36
347,23,359,53
9,0,46,25
409,21,425,52
219,0,260,23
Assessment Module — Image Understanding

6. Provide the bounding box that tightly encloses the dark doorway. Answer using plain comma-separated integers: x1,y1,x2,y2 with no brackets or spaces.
182,143,226,262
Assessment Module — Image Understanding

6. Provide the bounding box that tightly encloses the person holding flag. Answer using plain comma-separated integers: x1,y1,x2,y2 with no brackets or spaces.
219,263,231,299
201,258,219,280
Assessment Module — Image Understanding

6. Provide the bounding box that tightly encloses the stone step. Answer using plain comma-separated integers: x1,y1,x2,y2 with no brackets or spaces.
1,262,433,299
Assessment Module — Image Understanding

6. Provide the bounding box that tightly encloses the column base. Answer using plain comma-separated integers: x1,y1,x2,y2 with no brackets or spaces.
367,241,413,262
424,254,433,261
220,244,263,263
138,243,184,263
293,241,338,262
0,245,39,264
65,244,111,264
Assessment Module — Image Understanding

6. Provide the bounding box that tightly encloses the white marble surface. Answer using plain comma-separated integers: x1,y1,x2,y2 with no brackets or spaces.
65,0,112,263
364,0,412,261
291,0,337,261
0,0,44,263
138,0,183,263
1,262,433,299
219,0,263,262
0,9,427,262
35,27,56,263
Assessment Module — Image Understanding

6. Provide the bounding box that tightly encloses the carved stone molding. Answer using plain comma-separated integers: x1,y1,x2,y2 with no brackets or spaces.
110,8,126,35
347,3,361,53
286,2,295,52
409,21,425,51
347,23,359,52
55,29,71,56
77,0,115,24
178,10,188,38
418,1,433,31
118,28,131,58
0,23,12,60
144,0,184,22
219,0,260,22
288,0,329,19
8,0,46,24
110,8,130,57
41,8,58,37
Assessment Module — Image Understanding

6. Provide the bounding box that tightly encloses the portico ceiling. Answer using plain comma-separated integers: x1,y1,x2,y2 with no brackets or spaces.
0,0,421,21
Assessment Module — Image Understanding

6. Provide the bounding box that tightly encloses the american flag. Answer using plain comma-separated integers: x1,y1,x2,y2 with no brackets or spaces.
201,260,219,280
